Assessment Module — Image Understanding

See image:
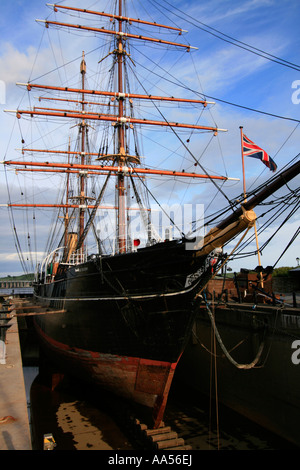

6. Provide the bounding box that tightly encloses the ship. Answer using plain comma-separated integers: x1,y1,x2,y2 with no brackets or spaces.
3,1,300,429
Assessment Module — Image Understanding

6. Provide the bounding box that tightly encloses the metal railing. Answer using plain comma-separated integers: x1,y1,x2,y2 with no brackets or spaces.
68,250,87,265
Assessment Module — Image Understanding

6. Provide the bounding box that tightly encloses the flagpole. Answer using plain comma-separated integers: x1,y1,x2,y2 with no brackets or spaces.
240,126,247,202
239,126,264,289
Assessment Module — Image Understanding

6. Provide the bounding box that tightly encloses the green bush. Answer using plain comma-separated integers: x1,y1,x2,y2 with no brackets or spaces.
272,267,294,277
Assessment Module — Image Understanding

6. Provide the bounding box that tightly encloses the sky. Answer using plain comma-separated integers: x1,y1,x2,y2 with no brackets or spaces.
0,0,299,276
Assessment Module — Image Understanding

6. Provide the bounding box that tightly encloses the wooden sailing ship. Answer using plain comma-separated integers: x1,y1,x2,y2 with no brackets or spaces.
2,1,300,429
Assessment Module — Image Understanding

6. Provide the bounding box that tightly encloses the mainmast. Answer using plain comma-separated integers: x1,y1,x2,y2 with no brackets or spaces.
80,52,87,250
64,137,71,249
117,0,126,253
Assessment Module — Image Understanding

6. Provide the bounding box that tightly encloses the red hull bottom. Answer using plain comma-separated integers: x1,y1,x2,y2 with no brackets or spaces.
35,321,178,428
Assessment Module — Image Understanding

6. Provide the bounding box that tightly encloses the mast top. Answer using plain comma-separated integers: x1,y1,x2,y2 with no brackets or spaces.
80,51,86,74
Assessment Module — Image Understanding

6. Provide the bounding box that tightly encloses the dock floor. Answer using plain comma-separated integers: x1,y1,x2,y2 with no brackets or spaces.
0,315,32,450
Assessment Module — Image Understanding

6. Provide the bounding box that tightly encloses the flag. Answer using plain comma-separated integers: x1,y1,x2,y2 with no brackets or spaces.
242,134,277,172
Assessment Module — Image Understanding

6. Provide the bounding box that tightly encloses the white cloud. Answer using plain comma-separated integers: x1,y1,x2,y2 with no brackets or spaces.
0,252,44,262
0,44,40,86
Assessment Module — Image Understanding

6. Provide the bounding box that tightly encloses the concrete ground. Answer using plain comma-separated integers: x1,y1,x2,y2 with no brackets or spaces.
0,315,32,450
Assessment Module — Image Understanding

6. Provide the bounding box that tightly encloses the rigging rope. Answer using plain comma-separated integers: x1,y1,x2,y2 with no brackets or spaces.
128,61,234,207
5,4,300,273
153,0,300,72
132,48,300,124
4,169,29,274
272,225,300,269
229,185,300,261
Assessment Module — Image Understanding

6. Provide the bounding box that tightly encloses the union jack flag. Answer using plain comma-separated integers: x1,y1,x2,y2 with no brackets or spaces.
242,134,277,172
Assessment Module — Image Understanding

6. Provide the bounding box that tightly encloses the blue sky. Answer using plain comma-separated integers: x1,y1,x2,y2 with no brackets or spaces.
0,0,299,276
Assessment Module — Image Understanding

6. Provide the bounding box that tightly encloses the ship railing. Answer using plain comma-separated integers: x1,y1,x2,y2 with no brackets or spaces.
37,247,65,284
67,251,87,265
37,248,88,283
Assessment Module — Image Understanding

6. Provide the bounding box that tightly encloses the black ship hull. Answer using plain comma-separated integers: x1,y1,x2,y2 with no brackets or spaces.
33,240,217,426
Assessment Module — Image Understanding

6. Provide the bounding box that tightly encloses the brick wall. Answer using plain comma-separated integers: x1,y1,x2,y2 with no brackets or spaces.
272,275,300,293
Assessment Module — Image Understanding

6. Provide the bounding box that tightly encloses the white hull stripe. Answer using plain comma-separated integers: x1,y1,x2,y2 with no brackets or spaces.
34,278,202,302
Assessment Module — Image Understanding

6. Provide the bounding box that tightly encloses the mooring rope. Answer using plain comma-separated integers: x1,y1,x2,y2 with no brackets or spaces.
204,300,265,369
192,222,266,369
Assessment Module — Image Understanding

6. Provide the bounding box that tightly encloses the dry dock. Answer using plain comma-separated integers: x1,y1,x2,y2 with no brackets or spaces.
0,314,32,450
